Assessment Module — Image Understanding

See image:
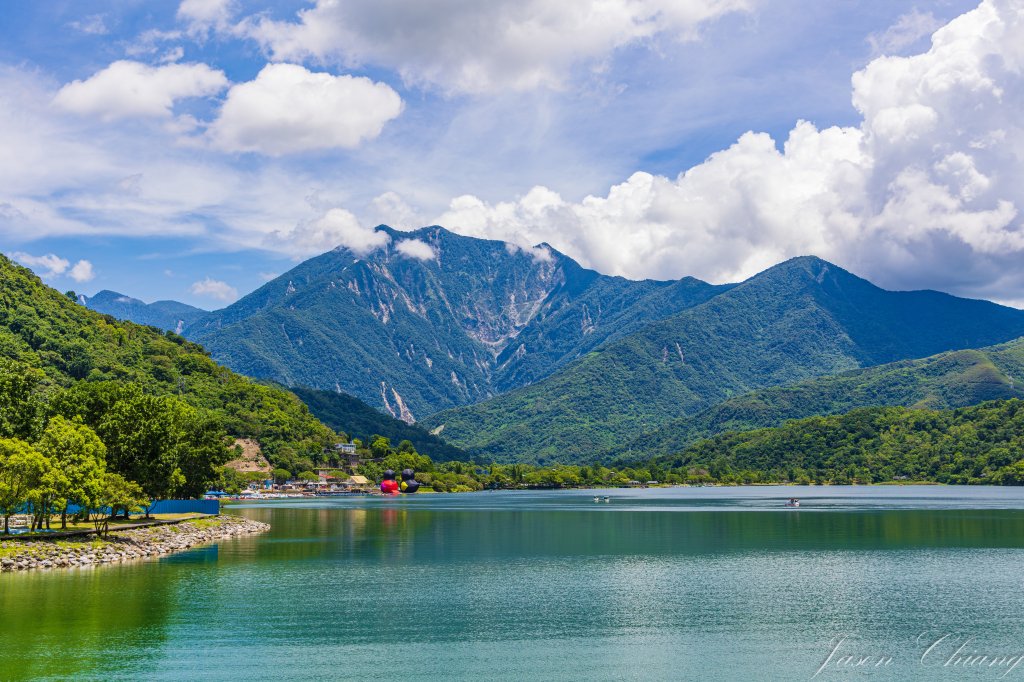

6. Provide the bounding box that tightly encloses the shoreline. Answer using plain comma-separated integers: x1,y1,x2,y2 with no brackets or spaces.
0,515,269,573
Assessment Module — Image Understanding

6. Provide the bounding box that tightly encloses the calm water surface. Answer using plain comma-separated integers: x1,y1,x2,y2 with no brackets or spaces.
4,486,1024,681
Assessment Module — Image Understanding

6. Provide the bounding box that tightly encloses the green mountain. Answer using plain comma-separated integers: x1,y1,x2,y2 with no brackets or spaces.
0,255,335,469
615,337,1024,460
662,399,1024,485
185,226,726,420
82,290,207,334
423,257,1024,463
288,385,467,461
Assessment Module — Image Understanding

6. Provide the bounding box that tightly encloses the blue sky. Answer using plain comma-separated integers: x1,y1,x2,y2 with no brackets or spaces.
4,0,1023,309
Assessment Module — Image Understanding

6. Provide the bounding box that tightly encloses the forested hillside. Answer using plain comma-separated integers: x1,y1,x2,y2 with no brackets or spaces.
657,400,1024,485
614,337,1024,460
289,385,467,461
0,255,335,472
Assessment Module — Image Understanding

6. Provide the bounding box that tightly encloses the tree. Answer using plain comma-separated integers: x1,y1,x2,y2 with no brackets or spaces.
91,473,148,533
272,468,292,484
0,360,43,441
297,471,318,482
370,436,392,458
0,438,50,534
35,416,108,529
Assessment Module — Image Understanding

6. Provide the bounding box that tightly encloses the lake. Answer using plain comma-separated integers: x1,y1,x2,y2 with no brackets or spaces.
5,486,1024,680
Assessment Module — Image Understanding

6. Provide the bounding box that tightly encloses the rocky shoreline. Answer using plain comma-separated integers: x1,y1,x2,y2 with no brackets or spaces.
0,515,269,572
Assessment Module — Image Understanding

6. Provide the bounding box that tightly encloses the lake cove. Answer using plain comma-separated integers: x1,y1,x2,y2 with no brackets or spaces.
4,486,1024,681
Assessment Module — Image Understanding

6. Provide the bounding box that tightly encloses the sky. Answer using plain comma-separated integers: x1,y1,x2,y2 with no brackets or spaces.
3,0,1023,309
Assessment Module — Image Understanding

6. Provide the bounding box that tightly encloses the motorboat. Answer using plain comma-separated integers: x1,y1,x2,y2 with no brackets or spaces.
785,498,800,507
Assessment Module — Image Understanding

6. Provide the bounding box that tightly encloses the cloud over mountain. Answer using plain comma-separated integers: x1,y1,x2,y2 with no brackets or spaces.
434,0,1024,305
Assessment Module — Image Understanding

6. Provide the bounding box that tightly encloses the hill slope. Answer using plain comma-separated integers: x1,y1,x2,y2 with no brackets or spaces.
288,385,467,461
82,290,208,334
423,257,1024,463
662,399,1024,485
614,337,1024,460
186,226,726,420
0,255,335,467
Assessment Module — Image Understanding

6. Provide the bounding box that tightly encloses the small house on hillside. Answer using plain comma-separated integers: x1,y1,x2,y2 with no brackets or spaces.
327,442,361,469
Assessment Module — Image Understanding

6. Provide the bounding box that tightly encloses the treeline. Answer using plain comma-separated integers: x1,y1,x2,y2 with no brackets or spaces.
0,361,226,533
340,435,681,492
653,399,1024,485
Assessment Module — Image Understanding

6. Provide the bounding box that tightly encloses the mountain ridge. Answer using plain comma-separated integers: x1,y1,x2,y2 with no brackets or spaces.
423,255,1024,462
82,290,208,334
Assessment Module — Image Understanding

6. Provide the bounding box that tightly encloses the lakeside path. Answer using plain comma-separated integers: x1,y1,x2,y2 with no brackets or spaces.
0,515,269,572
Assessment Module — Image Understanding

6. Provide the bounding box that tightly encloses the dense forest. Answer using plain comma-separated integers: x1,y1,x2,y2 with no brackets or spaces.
649,399,1024,485
0,255,337,468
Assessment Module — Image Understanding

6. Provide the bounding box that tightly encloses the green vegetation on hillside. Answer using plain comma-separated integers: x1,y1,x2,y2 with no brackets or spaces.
425,257,1024,463
654,399,1024,485
289,385,467,461
615,338,1024,460
0,255,336,471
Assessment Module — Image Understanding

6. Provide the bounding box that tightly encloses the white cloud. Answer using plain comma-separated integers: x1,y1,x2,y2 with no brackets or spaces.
178,0,235,33
395,238,436,261
190,277,238,302
267,208,391,257
69,14,109,36
434,0,1024,303
9,252,70,278
207,63,403,155
867,9,943,56
368,192,423,230
54,60,228,121
68,260,95,282
240,0,752,93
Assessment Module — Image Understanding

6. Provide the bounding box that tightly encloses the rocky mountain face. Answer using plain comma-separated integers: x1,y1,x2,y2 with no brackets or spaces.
185,226,724,422
422,256,1024,462
82,290,207,334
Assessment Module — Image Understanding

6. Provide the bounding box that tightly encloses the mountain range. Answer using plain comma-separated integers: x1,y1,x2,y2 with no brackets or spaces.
183,226,728,421
67,227,1024,465
82,290,207,334
421,256,1024,462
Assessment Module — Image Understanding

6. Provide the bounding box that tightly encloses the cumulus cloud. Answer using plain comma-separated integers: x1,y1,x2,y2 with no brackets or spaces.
178,0,235,33
206,63,403,155
395,238,436,261
434,0,1024,304
268,208,391,257
68,259,95,282
54,60,228,121
240,0,752,93
10,252,70,278
190,277,238,302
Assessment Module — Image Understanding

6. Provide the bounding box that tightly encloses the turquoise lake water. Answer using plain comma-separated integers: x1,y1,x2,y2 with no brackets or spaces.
5,486,1024,680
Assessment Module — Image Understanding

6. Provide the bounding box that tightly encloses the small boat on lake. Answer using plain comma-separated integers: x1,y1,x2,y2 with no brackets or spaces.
785,498,800,507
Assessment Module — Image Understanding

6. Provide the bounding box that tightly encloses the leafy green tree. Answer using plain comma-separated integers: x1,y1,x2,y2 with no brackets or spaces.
297,471,318,482
272,468,292,484
0,360,43,441
92,473,148,532
35,416,107,529
370,436,392,458
0,438,50,534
